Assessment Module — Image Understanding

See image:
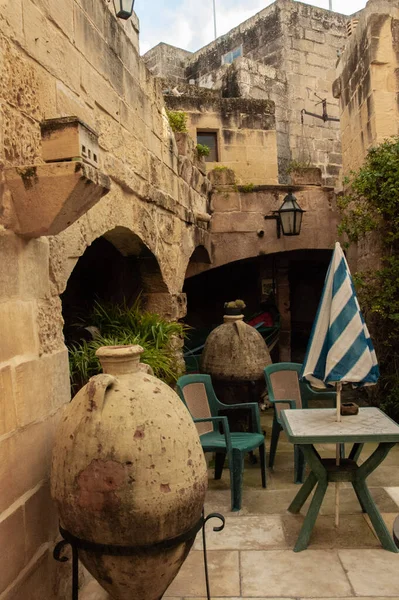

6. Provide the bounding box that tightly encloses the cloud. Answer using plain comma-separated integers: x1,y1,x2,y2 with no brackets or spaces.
138,0,367,56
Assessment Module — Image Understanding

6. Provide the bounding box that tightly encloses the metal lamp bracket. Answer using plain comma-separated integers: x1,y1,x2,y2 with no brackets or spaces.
264,214,281,239
301,94,340,124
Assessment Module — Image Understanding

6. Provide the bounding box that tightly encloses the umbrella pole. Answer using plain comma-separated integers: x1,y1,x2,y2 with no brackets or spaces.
335,382,342,527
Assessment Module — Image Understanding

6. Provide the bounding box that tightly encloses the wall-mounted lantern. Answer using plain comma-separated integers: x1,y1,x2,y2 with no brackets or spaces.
264,192,305,238
113,0,135,19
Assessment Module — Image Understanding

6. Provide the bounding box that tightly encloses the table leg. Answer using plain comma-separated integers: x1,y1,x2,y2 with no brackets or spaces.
354,442,398,553
288,445,328,552
288,471,317,514
348,443,364,462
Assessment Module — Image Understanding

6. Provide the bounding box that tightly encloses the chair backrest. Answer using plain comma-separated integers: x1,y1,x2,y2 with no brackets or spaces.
176,374,214,436
264,363,303,415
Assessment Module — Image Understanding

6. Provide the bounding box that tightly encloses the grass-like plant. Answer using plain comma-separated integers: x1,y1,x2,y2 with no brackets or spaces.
166,110,188,133
68,298,188,393
196,143,210,158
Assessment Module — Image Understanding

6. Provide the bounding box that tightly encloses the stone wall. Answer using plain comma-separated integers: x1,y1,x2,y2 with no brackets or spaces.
165,93,278,185
143,43,193,84
208,182,339,358
145,0,348,186
333,0,399,175
0,1,211,598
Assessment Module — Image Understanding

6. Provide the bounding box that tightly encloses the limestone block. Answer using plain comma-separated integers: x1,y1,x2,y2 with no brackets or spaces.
0,507,25,594
80,59,120,121
31,0,74,40
0,0,23,44
0,419,50,513
0,300,38,363
0,37,41,121
208,168,236,186
24,483,58,563
19,238,50,300
37,297,65,355
5,547,53,600
56,82,95,131
14,350,70,428
210,212,262,233
156,211,182,245
143,292,187,320
0,365,17,437
123,131,150,180
95,107,124,160
74,6,124,97
210,191,240,213
2,104,42,167
0,231,20,300
23,0,80,93
3,162,110,238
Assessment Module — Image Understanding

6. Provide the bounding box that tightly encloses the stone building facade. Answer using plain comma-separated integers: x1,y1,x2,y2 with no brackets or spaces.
144,0,349,186
0,2,211,598
333,0,399,272
1,0,393,598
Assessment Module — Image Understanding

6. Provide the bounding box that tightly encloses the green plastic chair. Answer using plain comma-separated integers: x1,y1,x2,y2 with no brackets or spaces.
264,362,337,484
176,374,266,511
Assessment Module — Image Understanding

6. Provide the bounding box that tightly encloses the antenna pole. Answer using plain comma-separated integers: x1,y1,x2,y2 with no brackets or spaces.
213,0,217,39
329,0,332,9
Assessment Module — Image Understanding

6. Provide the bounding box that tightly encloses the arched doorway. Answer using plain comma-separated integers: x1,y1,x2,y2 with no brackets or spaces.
183,249,333,362
61,226,167,346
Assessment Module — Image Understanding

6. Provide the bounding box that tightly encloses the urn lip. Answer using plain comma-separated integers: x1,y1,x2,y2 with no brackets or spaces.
223,314,244,323
95,345,144,359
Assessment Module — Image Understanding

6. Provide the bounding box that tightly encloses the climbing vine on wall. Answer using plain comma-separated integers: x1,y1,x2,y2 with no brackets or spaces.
337,137,399,420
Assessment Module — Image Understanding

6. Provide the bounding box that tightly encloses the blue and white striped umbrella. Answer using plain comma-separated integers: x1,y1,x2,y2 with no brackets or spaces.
301,242,379,389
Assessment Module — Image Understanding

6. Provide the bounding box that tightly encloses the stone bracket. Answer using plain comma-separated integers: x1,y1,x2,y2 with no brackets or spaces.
2,161,111,238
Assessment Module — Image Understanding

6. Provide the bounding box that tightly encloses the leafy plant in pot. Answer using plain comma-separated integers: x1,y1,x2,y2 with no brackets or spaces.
224,299,246,316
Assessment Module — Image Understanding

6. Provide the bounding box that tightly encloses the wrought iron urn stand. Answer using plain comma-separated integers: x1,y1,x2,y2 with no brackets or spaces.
54,511,225,600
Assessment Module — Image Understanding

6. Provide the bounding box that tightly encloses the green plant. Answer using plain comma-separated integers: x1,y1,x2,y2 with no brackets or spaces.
196,143,210,159
224,299,246,309
212,165,228,171
68,298,188,393
166,110,188,133
286,159,312,174
337,136,399,419
240,183,255,193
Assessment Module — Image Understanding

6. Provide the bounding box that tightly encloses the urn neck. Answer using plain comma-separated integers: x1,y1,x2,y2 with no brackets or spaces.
223,314,244,323
95,345,144,376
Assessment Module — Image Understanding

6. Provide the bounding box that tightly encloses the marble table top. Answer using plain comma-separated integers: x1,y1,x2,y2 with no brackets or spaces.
280,407,399,444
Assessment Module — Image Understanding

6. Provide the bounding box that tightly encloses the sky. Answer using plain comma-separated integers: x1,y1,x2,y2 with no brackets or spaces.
137,0,367,56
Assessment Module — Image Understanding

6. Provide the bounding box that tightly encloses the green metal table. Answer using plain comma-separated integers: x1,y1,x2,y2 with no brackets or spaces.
280,407,399,553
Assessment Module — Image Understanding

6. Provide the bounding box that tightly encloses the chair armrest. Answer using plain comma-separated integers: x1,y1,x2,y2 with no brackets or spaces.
269,399,297,409
194,417,232,454
217,402,262,434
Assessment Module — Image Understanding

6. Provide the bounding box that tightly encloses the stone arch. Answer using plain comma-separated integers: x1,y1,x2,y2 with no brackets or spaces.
185,244,212,279
60,225,170,345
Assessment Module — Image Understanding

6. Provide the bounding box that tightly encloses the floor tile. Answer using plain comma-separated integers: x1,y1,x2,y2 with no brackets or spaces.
282,513,379,549
240,488,312,515
363,512,398,543
194,516,286,550
241,550,352,597
319,487,399,515
367,465,399,487
164,550,240,597
385,486,399,506
339,549,399,595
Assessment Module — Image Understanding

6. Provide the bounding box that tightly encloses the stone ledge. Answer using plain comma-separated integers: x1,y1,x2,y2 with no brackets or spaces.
2,162,111,238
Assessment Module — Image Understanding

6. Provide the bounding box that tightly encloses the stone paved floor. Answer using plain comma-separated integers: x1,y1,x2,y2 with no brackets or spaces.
81,408,399,600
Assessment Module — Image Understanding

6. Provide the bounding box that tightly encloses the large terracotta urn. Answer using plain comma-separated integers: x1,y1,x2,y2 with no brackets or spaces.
51,345,207,600
201,314,272,429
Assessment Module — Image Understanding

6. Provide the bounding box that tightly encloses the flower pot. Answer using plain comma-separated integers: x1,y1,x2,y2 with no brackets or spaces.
51,345,207,600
